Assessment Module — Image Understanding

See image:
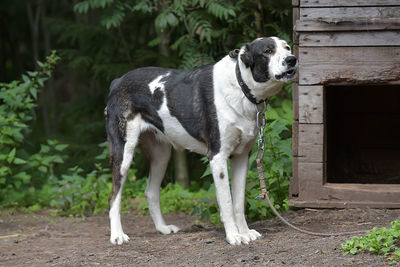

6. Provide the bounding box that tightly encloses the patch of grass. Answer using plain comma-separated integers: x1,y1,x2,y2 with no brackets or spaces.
341,221,400,265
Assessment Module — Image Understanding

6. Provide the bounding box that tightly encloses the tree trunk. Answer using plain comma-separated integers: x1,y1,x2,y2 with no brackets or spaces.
173,150,190,189
27,0,52,137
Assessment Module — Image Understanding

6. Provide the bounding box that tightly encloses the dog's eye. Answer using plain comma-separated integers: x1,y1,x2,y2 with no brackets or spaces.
264,48,272,55
285,46,291,51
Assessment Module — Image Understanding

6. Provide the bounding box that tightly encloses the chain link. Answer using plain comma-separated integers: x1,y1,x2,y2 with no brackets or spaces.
255,101,267,161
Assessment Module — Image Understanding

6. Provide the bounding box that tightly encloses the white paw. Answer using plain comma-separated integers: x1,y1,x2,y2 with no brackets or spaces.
110,232,130,245
157,224,180,235
245,229,262,241
226,233,251,245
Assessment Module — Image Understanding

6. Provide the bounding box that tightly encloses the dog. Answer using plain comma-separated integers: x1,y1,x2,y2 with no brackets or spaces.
105,36,297,245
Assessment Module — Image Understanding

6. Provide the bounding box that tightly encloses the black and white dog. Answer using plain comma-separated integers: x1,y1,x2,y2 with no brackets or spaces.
105,37,297,245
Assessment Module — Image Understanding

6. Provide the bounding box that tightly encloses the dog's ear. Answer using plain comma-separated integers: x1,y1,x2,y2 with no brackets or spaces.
240,44,252,68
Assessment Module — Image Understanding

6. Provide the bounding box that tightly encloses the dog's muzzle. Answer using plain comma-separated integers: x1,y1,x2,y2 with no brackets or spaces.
275,67,297,80
275,55,298,81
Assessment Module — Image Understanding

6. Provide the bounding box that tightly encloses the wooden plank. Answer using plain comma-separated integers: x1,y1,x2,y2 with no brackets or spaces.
297,162,324,200
298,86,323,124
298,124,324,163
292,83,299,121
295,18,400,32
298,143,324,163
290,199,400,208
325,183,400,192
292,121,298,156
292,7,300,44
300,7,400,20
292,0,299,7
320,184,400,203
290,157,299,197
291,183,400,208
300,0,400,7
299,31,400,47
298,47,400,85
299,124,323,145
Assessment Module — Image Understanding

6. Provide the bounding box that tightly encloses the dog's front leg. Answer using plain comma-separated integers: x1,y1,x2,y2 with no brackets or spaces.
210,153,251,245
231,151,262,242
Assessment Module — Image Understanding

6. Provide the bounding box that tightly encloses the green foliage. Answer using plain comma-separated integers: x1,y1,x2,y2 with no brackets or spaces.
48,164,112,216
341,221,400,265
0,52,62,207
137,181,221,225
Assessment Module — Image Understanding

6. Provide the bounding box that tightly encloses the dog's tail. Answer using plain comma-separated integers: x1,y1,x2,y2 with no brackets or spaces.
105,85,127,207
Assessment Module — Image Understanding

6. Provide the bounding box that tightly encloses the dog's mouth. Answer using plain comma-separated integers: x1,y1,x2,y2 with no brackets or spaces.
275,68,297,81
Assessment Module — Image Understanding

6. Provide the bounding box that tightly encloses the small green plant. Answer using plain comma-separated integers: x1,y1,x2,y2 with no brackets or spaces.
341,221,400,265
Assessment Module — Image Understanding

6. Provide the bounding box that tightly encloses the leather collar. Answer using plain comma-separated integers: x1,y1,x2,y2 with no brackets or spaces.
235,62,267,105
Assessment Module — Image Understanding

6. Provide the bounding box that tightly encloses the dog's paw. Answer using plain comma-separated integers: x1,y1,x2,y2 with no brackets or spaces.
110,232,130,245
244,229,262,241
157,224,180,235
226,233,251,245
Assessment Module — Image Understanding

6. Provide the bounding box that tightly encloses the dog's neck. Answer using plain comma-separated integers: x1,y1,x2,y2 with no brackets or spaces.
215,56,282,121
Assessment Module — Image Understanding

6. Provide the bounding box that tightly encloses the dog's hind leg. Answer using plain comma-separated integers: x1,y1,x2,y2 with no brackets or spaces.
140,132,179,234
108,115,142,245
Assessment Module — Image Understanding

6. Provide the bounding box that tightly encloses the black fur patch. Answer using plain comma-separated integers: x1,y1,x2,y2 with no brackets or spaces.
164,64,221,158
242,37,276,83
107,67,168,133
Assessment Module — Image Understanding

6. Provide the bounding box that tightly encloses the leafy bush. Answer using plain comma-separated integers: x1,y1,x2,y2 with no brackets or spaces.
341,221,400,265
0,51,63,207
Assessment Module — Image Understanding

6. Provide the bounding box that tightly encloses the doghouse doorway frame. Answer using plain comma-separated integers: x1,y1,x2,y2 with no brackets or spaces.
290,84,400,208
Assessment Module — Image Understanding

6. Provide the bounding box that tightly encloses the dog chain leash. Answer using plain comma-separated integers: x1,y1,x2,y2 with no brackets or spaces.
254,100,367,237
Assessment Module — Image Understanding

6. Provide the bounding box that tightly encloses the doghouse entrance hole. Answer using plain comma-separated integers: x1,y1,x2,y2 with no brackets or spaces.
326,85,400,184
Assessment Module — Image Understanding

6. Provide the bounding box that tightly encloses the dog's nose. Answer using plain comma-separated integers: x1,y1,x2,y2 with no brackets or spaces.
285,56,297,67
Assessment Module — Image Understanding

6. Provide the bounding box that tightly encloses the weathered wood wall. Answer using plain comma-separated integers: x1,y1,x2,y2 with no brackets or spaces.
290,0,400,208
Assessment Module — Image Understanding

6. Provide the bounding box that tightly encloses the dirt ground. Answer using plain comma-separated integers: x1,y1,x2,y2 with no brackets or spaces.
0,208,399,267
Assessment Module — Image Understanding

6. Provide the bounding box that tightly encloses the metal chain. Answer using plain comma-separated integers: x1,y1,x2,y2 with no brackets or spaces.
254,100,367,237
255,101,268,201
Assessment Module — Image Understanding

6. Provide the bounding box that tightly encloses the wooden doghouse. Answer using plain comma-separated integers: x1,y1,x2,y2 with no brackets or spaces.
290,0,400,208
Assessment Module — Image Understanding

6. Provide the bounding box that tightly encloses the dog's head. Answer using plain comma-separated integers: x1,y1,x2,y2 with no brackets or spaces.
240,37,297,84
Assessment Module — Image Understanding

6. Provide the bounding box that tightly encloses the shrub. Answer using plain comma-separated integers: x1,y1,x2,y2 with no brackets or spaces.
0,51,62,207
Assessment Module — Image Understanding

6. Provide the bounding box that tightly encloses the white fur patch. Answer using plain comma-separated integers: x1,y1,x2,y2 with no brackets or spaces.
148,73,170,94
120,115,142,176
212,56,259,156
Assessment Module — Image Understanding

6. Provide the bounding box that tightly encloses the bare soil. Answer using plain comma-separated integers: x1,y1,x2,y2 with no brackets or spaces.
0,208,399,266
